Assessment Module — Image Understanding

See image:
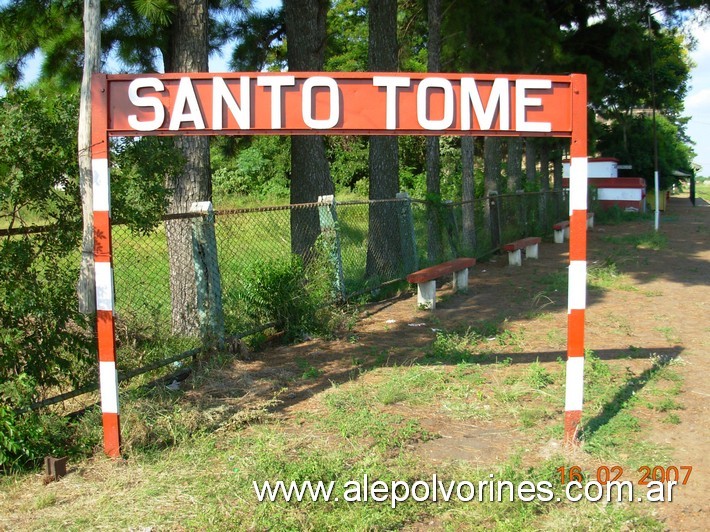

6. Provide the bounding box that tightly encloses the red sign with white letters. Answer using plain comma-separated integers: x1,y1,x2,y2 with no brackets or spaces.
103,72,576,137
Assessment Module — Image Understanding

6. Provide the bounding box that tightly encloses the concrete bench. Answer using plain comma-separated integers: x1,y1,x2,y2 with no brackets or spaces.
552,220,570,244
502,237,541,266
406,257,476,310
553,213,595,243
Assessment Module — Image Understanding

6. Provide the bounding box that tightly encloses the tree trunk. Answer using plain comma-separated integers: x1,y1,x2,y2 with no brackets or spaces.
164,0,213,336
483,136,502,239
425,0,443,263
77,0,100,315
506,137,523,193
539,140,550,192
525,137,537,188
461,136,476,253
366,0,401,279
538,140,551,230
285,0,333,259
552,142,564,222
552,142,563,191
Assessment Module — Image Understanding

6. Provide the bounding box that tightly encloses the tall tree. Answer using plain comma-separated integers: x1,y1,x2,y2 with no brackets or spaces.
366,0,402,278
461,136,476,252
77,0,100,314
506,138,523,193
284,0,334,258
483,136,502,244
525,138,537,188
425,0,443,263
160,0,218,336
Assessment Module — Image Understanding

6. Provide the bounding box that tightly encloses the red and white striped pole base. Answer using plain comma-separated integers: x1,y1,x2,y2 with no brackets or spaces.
92,75,121,457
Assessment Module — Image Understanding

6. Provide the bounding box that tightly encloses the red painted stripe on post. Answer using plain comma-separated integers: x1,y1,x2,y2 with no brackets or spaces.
96,310,116,362
568,210,587,261
101,412,121,458
92,74,121,458
570,74,587,158
564,410,582,445
565,74,588,446
91,75,109,158
93,210,112,259
567,309,585,357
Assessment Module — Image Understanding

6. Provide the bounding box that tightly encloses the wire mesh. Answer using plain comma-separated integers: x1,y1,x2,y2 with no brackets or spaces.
111,190,568,343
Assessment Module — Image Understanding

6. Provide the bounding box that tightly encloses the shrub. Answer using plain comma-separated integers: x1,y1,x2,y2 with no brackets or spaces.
0,90,95,390
235,248,336,341
0,375,70,472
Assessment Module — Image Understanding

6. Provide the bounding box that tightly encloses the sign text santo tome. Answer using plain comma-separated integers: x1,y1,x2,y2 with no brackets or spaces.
107,73,575,136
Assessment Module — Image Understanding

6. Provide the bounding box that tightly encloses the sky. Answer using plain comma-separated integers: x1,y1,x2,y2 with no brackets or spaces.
684,21,710,176
3,0,709,176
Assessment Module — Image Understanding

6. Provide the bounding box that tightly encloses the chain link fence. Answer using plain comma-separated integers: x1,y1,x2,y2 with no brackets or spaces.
0,189,568,396
110,190,568,348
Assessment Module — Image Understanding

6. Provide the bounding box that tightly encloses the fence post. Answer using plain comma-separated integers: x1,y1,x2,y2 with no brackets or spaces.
488,191,501,249
396,192,418,274
443,199,460,258
317,195,346,300
538,190,548,234
190,201,224,349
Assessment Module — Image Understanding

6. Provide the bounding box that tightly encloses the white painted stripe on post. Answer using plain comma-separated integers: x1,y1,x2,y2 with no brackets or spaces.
99,361,119,414
92,158,110,212
95,261,114,311
568,261,587,311
564,357,585,411
568,157,588,215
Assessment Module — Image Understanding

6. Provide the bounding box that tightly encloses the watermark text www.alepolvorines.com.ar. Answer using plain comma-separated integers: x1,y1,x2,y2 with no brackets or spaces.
253,473,682,508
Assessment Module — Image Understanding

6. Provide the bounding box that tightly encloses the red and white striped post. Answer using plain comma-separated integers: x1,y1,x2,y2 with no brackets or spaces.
91,75,121,457
564,74,588,445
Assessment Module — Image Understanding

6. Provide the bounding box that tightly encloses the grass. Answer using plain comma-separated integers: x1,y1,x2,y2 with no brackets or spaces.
3,193,691,529
1,335,680,530
580,353,684,468
3,354,673,530
602,231,668,251
694,179,710,200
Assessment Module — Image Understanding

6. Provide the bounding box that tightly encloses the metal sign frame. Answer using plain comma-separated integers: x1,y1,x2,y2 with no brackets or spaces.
91,72,588,456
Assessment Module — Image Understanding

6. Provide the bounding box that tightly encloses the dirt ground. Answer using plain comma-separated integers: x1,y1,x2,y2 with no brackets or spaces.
187,194,709,529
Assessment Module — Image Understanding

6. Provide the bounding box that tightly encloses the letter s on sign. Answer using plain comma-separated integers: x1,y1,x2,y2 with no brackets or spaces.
127,78,166,132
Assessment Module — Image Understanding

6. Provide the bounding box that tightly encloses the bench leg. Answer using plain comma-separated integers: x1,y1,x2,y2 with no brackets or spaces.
417,280,436,310
452,268,469,293
508,249,522,266
554,229,565,244
525,243,539,259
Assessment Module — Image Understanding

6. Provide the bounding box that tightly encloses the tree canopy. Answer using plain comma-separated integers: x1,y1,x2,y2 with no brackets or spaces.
0,0,705,196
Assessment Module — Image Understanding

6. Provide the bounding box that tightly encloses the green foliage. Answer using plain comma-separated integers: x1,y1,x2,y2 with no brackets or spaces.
597,114,694,190
0,90,93,390
526,360,554,389
603,231,668,251
0,374,96,472
133,0,176,27
110,136,181,234
0,90,181,470
234,250,335,341
211,136,290,200
325,0,368,72
0,90,81,229
325,136,369,192
0,237,94,388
